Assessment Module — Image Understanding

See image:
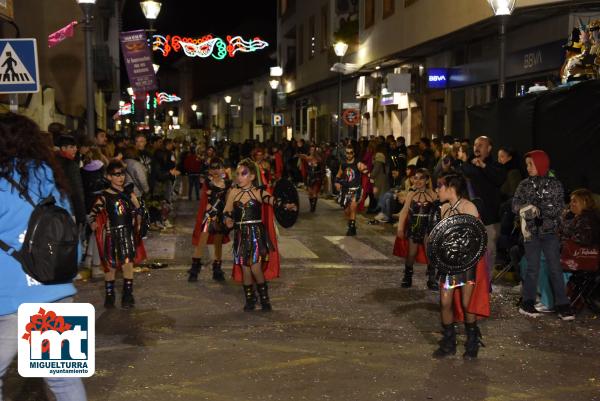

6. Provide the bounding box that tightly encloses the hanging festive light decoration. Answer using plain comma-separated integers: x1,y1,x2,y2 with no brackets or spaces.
156,92,182,104
152,34,268,59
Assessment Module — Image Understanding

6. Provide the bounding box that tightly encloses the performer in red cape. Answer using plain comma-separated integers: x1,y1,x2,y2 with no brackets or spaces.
395,168,438,289
223,159,296,312
189,159,231,282
90,160,146,309
270,144,284,181
431,173,490,360
299,143,324,212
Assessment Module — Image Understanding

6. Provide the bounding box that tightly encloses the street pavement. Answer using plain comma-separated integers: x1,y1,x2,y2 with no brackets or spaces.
4,193,600,401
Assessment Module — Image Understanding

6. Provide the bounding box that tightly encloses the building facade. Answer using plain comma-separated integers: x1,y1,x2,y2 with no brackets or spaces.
276,0,600,143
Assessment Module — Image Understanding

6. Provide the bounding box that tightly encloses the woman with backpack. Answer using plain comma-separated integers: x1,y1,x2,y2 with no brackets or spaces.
0,113,87,400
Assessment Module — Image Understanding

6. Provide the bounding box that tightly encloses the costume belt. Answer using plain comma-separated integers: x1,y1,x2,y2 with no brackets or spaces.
236,220,262,225
412,213,430,217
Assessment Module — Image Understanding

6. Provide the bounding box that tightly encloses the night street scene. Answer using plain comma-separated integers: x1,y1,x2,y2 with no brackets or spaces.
2,0,600,400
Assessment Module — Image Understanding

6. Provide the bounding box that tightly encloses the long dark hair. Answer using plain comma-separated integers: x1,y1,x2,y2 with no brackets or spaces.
0,113,69,198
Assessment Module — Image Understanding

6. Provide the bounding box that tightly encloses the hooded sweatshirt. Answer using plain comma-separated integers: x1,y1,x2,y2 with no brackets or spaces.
512,150,564,240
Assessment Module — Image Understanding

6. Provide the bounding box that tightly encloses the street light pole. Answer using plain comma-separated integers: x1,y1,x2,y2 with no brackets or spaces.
487,0,516,99
333,41,348,154
498,14,508,99
140,0,162,133
224,95,232,141
78,0,97,138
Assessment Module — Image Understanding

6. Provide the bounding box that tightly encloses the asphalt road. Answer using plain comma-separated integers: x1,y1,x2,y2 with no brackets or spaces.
4,195,600,401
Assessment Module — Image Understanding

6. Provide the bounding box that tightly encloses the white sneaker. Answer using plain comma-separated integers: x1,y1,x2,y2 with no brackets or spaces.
163,220,173,228
374,212,385,220
534,302,554,313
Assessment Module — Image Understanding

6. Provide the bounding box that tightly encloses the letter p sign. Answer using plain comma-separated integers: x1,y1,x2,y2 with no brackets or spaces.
272,113,284,127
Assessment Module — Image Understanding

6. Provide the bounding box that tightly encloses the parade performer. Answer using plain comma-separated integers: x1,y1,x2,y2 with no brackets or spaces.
335,145,366,236
395,168,438,289
299,143,324,212
429,173,489,359
223,159,297,312
252,147,272,187
90,160,146,308
189,159,232,282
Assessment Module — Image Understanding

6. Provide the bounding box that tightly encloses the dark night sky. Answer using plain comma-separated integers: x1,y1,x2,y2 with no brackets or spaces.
121,0,277,97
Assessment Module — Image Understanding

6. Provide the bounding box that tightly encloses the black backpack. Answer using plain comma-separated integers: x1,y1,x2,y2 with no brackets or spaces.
0,177,79,284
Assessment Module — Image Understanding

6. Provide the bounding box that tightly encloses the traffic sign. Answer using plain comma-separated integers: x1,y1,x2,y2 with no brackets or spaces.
342,108,360,126
272,113,284,126
0,39,39,94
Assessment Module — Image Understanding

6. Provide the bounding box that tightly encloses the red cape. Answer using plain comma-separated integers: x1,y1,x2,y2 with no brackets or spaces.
95,210,146,273
452,257,491,322
232,171,280,282
273,152,284,181
392,214,428,264
191,182,231,246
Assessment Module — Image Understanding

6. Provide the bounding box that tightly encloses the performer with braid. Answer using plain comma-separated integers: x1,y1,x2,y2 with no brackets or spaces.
299,143,323,212
223,159,296,312
396,168,438,289
189,159,232,282
90,160,146,308
431,173,489,359
335,145,366,236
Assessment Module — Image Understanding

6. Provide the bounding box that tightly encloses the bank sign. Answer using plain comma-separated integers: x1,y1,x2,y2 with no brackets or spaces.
427,68,450,89
18,303,95,378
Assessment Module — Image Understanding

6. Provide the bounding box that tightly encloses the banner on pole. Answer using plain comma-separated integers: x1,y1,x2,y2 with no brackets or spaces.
48,21,78,48
120,30,157,94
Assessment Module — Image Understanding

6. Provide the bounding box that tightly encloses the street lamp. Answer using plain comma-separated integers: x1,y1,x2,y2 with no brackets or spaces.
141,0,162,131
333,41,348,153
77,0,97,138
488,0,516,99
191,104,198,127
224,95,232,141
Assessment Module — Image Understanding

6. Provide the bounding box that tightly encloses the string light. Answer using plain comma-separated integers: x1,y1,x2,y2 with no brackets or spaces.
152,34,268,59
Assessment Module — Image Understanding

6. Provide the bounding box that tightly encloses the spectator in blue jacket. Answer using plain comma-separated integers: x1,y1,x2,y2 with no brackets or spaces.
0,113,87,401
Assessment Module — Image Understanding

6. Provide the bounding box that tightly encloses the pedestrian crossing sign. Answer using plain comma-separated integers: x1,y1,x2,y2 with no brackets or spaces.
0,39,39,94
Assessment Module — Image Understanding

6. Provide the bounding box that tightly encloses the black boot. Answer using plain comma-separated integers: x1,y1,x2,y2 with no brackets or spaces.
463,322,485,360
188,258,202,282
212,260,225,282
401,265,413,288
104,280,115,308
309,197,317,213
256,282,272,312
121,279,135,308
243,285,257,312
346,220,357,236
426,265,439,291
432,324,457,358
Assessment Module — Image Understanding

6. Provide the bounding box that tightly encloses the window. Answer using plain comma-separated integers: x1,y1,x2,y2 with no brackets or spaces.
321,4,329,51
297,24,304,65
309,15,316,59
383,0,395,18
364,0,375,29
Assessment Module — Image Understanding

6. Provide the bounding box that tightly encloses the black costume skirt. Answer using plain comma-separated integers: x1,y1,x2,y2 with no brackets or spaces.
439,265,477,290
338,187,362,209
105,225,136,267
407,213,430,244
232,222,274,266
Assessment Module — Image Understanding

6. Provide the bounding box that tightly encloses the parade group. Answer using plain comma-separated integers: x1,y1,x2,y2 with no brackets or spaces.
2,113,600,365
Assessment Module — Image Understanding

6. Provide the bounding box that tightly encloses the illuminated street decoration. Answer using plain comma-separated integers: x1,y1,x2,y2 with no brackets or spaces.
152,34,268,59
156,92,181,104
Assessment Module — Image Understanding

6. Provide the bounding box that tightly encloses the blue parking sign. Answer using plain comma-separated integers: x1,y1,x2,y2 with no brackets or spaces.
0,39,40,94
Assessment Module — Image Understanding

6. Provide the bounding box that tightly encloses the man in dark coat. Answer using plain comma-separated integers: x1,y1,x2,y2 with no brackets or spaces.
460,136,507,282
56,135,86,225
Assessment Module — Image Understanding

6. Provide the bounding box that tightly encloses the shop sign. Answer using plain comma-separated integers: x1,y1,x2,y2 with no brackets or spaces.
427,68,449,89
506,40,564,77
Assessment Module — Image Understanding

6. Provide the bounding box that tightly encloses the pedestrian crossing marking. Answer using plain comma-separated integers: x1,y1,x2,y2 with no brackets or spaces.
0,43,34,84
324,236,389,261
278,237,319,259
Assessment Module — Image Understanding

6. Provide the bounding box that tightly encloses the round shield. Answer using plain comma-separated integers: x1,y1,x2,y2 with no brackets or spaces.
273,178,299,228
427,214,487,275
